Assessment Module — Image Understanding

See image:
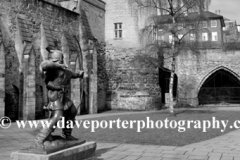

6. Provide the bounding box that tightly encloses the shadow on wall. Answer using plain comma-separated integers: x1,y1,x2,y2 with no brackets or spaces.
96,42,109,112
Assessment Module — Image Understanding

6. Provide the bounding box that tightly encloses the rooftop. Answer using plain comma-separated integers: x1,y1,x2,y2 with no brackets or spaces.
154,11,225,27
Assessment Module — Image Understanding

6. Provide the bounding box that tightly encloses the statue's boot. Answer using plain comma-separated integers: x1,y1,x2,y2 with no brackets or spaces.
33,128,52,148
62,103,78,141
46,133,54,141
33,110,63,148
63,135,78,141
62,128,78,141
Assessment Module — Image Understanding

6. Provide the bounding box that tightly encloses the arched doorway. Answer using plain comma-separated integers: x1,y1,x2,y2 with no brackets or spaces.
198,69,240,104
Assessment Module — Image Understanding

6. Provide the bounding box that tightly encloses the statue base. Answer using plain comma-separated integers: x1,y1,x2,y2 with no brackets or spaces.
11,141,96,160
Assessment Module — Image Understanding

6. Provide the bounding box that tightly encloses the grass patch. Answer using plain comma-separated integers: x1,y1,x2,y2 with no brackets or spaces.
55,110,239,146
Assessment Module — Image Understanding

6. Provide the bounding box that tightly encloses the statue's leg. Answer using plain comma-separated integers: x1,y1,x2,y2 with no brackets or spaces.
62,99,78,140
34,100,64,148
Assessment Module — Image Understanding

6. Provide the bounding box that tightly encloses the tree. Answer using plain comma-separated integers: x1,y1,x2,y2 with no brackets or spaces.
128,0,211,116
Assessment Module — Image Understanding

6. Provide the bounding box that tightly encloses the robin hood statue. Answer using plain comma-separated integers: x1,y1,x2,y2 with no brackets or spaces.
34,49,84,148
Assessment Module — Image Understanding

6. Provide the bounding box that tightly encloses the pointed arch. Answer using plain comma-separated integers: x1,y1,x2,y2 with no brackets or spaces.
197,66,240,93
197,66,240,104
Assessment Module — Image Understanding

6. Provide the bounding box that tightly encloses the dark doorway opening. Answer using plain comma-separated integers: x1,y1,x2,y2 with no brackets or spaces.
159,68,178,104
5,85,19,120
80,91,88,115
198,69,240,104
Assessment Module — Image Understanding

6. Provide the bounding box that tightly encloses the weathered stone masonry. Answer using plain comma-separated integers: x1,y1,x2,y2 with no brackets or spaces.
0,0,81,119
103,0,240,109
176,49,240,106
103,0,162,110
0,28,5,118
0,0,105,119
104,46,161,110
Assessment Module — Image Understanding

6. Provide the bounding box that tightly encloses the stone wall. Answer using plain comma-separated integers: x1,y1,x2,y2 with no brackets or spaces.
103,0,161,110
96,42,108,111
0,0,106,119
176,49,240,106
0,7,20,119
104,44,161,110
81,0,105,42
0,29,5,118
0,0,80,119
104,0,140,48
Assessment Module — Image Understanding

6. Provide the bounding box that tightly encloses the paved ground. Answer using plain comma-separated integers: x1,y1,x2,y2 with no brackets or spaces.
1,108,240,160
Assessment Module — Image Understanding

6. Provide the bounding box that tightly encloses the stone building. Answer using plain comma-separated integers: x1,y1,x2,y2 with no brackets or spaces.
103,0,240,108
155,11,225,45
0,0,105,120
223,18,240,42
104,0,161,110
1,0,240,120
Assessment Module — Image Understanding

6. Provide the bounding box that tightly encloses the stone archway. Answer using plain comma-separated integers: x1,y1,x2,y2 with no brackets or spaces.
197,66,240,105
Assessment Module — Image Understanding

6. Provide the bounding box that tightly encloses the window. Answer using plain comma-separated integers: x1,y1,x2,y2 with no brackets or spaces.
114,23,122,39
202,33,208,41
202,21,208,28
169,35,173,43
212,32,218,41
211,20,217,27
190,33,196,41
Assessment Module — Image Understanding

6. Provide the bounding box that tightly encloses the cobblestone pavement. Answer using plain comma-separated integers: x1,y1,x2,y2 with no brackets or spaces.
1,108,240,160
95,130,240,160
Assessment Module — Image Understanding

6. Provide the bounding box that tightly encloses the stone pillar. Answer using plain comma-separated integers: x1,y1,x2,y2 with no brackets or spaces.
88,41,97,114
0,34,5,117
21,46,36,120
15,16,36,120
79,11,90,114
69,56,81,109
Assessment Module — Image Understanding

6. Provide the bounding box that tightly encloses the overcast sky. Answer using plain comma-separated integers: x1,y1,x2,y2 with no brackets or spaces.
209,0,240,24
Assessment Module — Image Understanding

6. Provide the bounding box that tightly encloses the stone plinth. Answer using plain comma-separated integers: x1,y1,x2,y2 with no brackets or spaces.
11,141,96,160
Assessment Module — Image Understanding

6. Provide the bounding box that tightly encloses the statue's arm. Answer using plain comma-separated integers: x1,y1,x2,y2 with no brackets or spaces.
71,70,84,79
40,60,66,71
46,82,63,91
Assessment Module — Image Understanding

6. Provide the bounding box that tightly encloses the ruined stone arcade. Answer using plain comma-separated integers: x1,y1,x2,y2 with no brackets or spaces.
0,0,105,120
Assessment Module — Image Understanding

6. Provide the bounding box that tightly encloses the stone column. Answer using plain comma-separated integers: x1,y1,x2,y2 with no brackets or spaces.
0,38,5,117
70,56,81,112
21,46,36,120
88,41,97,114
15,16,36,120
79,11,90,114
